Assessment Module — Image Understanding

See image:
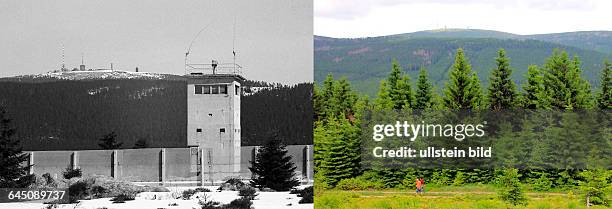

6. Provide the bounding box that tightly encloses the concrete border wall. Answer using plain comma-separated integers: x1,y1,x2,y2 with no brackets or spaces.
25,145,313,185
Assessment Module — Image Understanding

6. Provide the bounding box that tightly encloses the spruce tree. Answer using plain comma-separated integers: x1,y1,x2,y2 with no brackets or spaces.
0,107,34,188
313,84,324,121
414,68,434,109
313,76,362,186
394,75,414,109
313,121,328,171
320,74,339,118
497,168,528,206
249,138,299,191
98,131,122,149
522,65,547,109
334,78,358,115
386,59,414,110
542,50,592,109
315,74,357,120
568,56,594,108
374,80,394,110
443,48,481,109
387,59,402,97
317,116,360,186
578,169,610,206
470,72,484,109
488,49,518,110
597,60,611,109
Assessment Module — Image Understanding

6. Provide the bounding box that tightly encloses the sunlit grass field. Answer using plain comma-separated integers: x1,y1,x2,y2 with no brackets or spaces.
315,185,609,209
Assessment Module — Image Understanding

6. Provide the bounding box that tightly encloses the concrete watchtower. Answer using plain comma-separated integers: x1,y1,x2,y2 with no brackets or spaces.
186,61,244,180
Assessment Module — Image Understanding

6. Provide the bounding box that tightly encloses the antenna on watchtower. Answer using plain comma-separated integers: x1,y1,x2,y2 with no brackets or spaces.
185,20,215,75
232,15,237,74
212,60,218,74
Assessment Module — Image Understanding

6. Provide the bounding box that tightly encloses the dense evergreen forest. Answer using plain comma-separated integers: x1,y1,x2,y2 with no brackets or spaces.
315,30,612,96
0,77,312,150
314,48,611,206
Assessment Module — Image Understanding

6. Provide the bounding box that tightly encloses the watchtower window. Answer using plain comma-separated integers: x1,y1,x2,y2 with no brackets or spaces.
195,84,228,94
235,85,240,95
196,128,202,133
220,128,225,133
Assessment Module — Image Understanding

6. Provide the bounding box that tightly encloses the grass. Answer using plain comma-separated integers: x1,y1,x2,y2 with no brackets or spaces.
315,185,609,209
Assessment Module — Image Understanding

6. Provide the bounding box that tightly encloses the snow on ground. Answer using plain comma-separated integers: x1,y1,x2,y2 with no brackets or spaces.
0,186,313,209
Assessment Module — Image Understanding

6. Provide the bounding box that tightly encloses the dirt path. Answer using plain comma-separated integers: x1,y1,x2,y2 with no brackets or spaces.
352,191,568,198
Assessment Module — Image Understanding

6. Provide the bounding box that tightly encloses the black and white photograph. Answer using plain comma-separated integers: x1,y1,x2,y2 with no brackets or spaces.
0,0,313,208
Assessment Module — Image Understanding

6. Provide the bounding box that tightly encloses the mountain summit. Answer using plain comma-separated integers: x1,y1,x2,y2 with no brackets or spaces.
1,70,182,82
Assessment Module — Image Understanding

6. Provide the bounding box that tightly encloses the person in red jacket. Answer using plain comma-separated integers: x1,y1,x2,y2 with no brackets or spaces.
415,178,422,194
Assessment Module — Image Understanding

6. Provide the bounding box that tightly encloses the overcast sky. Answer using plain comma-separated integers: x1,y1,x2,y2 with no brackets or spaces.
315,0,612,38
0,0,312,84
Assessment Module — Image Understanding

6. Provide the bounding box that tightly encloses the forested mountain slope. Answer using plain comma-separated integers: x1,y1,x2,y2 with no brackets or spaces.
0,71,312,150
315,29,611,96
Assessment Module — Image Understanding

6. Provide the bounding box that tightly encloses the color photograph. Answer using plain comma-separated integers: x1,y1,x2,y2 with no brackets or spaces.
314,0,611,208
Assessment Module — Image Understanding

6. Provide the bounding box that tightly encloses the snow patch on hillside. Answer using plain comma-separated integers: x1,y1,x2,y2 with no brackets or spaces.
130,86,165,99
88,86,121,95
19,70,169,80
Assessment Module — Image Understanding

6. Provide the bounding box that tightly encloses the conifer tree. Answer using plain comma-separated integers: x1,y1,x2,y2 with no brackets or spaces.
522,65,547,109
385,59,414,110
317,116,360,186
313,76,362,186
315,74,358,121
569,56,594,108
542,50,592,109
497,168,528,206
0,107,34,188
387,59,402,96
313,84,324,120
250,138,299,191
374,80,394,110
313,121,329,171
414,68,434,109
319,74,339,118
578,169,610,206
394,75,414,109
352,95,370,123
98,131,122,149
335,78,358,115
443,48,481,109
597,60,611,109
470,72,484,109
488,49,518,110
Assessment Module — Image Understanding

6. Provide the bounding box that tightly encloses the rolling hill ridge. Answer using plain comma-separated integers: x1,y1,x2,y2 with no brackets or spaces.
315,29,612,96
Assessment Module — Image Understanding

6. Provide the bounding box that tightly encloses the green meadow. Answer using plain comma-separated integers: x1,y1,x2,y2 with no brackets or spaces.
315,185,609,209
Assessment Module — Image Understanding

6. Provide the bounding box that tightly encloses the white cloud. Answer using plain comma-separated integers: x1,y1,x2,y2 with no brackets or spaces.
315,0,610,37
